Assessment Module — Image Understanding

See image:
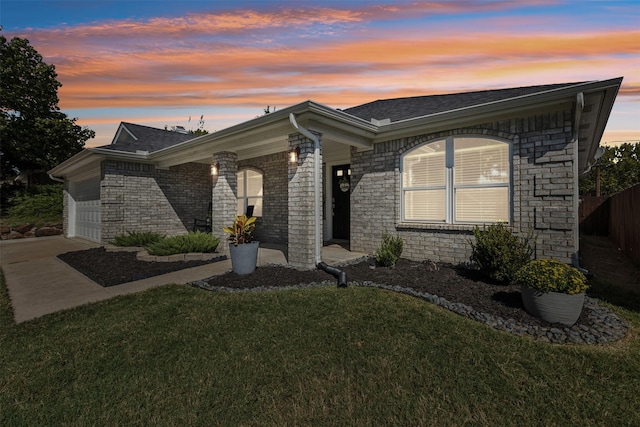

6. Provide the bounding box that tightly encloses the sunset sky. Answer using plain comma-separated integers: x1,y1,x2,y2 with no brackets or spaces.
2,0,639,148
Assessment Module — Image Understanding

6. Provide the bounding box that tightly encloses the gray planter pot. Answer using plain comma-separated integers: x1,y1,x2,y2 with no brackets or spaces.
521,285,586,326
229,241,259,275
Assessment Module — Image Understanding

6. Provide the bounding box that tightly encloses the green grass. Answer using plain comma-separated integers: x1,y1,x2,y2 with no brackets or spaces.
1,270,639,426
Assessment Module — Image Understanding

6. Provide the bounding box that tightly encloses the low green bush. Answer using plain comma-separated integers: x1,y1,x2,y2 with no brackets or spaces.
470,223,536,284
375,234,404,267
112,231,165,247
146,231,220,256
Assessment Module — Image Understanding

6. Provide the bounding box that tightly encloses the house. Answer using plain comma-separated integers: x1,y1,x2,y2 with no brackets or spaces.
49,77,623,270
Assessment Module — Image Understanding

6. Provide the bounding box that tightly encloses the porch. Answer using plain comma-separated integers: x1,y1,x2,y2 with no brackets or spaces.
258,242,368,267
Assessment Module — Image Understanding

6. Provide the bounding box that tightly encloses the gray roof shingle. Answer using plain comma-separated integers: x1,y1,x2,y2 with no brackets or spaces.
99,122,195,153
98,82,589,154
343,82,586,123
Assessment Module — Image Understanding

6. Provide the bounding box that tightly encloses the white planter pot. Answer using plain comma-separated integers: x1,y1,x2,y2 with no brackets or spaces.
521,285,586,326
229,241,259,275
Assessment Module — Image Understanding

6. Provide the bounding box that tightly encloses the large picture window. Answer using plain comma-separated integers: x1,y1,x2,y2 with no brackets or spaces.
402,136,510,224
237,169,263,217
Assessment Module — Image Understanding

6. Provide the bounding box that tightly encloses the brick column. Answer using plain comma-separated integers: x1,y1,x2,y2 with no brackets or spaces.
211,152,238,255
288,132,322,270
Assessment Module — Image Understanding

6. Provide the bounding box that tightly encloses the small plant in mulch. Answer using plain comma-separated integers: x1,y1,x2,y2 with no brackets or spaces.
145,231,220,256
112,230,220,256
374,234,404,267
112,230,165,247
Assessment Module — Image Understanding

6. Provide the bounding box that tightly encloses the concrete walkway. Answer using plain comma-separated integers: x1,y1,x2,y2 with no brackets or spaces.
0,236,366,323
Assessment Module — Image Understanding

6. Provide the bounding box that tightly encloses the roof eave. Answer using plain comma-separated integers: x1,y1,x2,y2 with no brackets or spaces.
374,78,623,145
48,149,105,180
150,100,377,167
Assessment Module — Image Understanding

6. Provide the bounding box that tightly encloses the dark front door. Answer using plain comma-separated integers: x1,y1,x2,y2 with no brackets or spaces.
332,164,351,240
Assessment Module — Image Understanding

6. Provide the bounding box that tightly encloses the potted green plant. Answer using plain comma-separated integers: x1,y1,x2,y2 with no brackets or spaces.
223,214,259,275
514,259,589,326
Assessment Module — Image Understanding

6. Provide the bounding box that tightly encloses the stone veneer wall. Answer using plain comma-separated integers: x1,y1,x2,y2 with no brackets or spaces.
101,160,211,243
350,109,576,264
238,151,288,243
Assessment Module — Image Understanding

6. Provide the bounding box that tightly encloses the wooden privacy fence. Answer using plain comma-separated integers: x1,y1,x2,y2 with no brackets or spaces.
579,195,610,236
609,184,640,267
580,183,640,267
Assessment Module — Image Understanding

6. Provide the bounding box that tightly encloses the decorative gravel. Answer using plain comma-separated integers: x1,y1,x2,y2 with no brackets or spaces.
191,269,629,346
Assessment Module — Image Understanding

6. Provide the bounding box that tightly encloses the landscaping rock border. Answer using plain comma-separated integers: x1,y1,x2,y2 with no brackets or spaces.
104,244,222,262
190,277,629,346
1,223,63,240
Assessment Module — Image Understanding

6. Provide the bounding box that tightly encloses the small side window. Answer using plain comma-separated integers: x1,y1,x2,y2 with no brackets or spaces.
237,169,263,217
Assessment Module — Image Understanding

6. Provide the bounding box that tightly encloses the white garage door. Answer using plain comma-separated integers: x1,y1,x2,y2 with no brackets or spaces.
75,199,101,242
72,177,101,242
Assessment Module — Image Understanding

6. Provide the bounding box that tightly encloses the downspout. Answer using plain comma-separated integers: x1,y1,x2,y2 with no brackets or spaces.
48,174,65,183
289,113,322,265
572,92,585,271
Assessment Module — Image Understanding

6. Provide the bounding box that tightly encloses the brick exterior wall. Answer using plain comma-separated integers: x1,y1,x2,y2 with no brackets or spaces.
350,109,577,264
100,160,211,243
288,132,322,269
88,108,577,268
238,152,288,243
211,152,238,255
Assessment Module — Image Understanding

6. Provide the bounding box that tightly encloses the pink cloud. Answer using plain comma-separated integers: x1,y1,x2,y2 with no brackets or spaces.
5,1,634,128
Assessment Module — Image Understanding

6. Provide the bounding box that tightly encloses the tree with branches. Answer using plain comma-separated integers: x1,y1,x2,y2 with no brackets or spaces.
580,142,640,196
0,34,95,180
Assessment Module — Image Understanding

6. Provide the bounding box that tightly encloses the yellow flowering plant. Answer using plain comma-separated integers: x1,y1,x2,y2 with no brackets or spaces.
514,259,589,295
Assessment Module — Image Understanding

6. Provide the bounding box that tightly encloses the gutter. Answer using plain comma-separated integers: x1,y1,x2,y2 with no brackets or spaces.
371,77,624,143
572,92,587,273
48,173,65,183
289,113,323,265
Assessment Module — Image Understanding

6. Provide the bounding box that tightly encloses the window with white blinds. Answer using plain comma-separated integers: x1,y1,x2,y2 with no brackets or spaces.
237,169,263,217
402,136,510,223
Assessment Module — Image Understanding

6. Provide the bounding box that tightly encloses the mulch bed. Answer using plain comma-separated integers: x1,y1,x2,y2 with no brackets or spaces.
58,247,225,287
58,248,589,328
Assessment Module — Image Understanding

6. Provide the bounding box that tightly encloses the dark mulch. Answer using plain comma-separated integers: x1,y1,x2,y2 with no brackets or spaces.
58,247,226,287
59,248,589,328
204,258,586,328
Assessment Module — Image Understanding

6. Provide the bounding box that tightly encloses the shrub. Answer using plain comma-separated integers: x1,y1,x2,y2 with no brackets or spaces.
514,259,589,295
375,234,404,267
146,231,220,256
6,184,63,223
470,223,536,283
112,231,165,247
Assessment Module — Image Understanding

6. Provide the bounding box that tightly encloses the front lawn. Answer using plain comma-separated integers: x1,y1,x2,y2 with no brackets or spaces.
1,271,639,426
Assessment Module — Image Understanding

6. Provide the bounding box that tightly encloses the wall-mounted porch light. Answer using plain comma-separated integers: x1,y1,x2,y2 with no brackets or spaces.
210,162,220,176
289,146,300,163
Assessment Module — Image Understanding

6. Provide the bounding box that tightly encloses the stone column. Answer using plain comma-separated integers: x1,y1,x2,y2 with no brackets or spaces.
211,152,238,255
288,132,322,270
